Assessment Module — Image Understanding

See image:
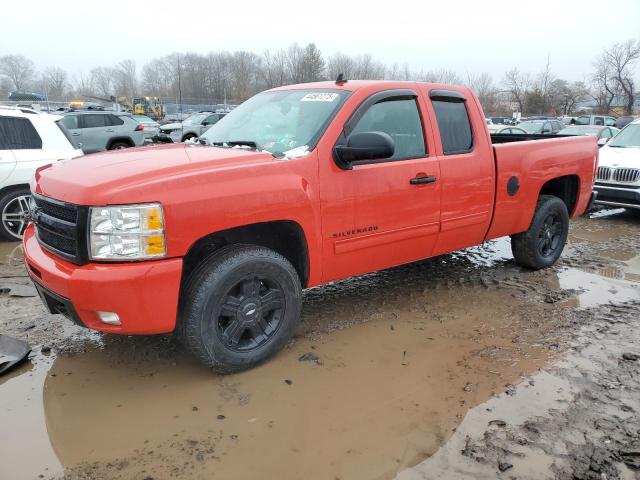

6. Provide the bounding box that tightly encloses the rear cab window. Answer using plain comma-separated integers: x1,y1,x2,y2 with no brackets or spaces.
430,93,473,155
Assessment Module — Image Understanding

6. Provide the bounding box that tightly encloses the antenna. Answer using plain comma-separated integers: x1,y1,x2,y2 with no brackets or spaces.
335,73,347,85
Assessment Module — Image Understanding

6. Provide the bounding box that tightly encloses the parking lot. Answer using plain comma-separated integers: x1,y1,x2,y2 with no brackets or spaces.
1,207,638,480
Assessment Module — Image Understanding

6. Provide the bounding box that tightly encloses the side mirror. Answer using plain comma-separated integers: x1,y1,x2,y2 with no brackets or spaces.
597,137,608,147
333,131,395,170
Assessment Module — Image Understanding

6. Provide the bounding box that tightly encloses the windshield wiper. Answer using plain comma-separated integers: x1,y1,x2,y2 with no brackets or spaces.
209,140,259,149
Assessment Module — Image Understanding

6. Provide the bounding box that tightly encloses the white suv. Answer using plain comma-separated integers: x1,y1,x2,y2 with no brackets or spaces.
0,108,82,240
593,119,640,211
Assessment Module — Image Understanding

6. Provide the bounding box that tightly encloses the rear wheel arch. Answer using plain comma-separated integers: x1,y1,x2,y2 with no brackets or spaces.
106,137,134,150
538,175,580,215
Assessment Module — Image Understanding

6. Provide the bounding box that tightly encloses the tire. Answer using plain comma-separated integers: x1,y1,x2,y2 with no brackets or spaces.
511,195,569,270
0,187,31,241
108,141,131,150
182,133,196,142
177,245,302,373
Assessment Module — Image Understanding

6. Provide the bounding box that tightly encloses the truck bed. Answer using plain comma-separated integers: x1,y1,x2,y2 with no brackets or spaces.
485,134,598,241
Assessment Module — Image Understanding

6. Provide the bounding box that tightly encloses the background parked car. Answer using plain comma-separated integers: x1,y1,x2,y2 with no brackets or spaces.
574,114,617,126
0,107,82,240
593,119,640,211
59,111,145,153
158,111,227,143
557,125,620,146
132,114,160,143
516,119,564,134
496,126,527,134
615,116,637,129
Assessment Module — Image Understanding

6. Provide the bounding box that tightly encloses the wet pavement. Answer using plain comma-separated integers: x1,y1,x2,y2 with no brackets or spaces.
0,208,639,480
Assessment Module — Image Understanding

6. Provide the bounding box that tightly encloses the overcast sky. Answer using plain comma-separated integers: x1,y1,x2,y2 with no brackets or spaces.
2,0,639,82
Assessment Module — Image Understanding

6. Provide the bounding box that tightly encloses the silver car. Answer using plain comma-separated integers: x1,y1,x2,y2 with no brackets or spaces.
159,112,226,143
60,111,145,153
133,115,160,143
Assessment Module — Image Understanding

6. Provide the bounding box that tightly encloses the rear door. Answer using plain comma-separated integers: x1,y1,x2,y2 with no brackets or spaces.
79,114,110,152
318,88,441,282
2,115,43,167
60,115,83,150
0,117,18,186
420,88,495,255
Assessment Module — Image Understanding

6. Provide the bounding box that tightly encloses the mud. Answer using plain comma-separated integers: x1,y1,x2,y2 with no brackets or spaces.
0,207,639,480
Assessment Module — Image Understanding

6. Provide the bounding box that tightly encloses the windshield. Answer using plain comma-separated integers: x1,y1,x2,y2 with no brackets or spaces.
608,124,640,148
517,121,544,133
575,116,590,125
183,113,208,125
199,89,350,155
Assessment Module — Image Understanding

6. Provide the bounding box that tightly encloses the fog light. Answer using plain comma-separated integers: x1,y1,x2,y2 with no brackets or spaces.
97,311,121,325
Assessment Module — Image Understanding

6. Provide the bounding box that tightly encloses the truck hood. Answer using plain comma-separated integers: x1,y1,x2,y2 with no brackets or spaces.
598,145,640,168
35,144,275,205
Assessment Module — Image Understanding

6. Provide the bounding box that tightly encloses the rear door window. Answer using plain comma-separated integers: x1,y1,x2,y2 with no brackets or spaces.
0,116,42,149
351,98,426,161
81,114,108,128
431,100,473,155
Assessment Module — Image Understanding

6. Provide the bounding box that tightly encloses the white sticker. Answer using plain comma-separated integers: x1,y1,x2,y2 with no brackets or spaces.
301,92,339,102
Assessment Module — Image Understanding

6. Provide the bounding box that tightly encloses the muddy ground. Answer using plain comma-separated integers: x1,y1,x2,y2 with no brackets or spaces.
0,208,639,480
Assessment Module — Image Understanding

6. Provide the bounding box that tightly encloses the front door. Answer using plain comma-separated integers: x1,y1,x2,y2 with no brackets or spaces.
318,89,441,282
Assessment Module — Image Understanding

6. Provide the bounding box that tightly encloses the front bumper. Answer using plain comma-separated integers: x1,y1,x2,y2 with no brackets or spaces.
593,183,640,210
22,224,183,334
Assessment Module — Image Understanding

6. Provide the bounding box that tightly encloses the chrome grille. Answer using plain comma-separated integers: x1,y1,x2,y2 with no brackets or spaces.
612,168,640,184
596,166,612,181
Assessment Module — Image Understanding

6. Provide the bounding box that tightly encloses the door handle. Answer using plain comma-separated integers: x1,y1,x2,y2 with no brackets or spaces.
105,129,114,132
71,132,81,136
410,176,437,185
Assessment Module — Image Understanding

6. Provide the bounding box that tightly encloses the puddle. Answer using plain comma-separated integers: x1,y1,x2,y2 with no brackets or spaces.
8,286,553,480
0,353,61,480
558,268,640,308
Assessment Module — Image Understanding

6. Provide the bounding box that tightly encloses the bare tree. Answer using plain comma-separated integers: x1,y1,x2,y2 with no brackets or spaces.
419,69,461,85
326,52,355,80
600,40,640,114
115,59,138,98
0,54,36,91
591,59,618,114
262,49,289,88
502,67,531,113
548,79,588,115
535,54,556,113
42,67,69,100
466,72,499,113
90,67,115,97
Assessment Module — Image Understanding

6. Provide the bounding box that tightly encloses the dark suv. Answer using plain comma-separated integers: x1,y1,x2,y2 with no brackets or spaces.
60,111,145,153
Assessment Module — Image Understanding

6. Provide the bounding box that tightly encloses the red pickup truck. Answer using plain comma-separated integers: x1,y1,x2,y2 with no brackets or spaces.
23,80,598,372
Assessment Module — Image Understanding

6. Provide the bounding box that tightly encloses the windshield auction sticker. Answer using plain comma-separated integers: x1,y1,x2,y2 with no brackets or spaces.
301,92,340,102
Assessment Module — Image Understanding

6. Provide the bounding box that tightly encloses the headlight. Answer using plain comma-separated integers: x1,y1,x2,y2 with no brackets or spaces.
89,203,166,260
